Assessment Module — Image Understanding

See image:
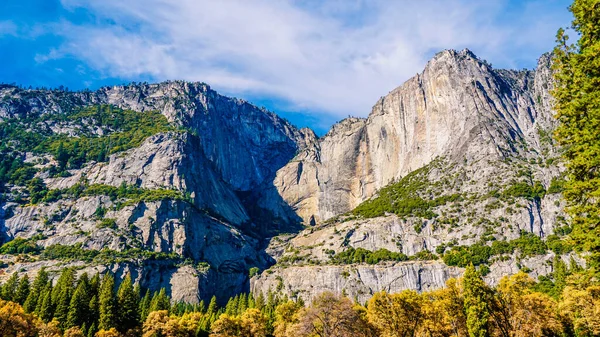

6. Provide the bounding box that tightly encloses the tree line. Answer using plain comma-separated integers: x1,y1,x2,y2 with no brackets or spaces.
1,264,599,337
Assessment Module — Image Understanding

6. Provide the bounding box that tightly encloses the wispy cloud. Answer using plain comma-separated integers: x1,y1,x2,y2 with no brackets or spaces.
49,0,570,119
0,21,17,36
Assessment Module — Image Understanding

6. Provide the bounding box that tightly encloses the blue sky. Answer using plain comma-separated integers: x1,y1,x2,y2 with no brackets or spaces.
0,0,573,134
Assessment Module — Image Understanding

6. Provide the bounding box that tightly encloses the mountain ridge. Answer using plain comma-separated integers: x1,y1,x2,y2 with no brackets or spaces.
0,48,573,304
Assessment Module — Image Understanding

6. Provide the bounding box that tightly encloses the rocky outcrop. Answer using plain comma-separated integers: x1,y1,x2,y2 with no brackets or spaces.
1,81,309,228
0,49,572,304
251,262,462,304
274,50,559,224
250,50,570,301
0,82,306,301
250,252,582,304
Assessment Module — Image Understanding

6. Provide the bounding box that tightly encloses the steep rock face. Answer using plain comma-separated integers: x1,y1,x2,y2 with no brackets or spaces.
251,51,569,302
1,192,266,302
0,82,305,301
1,81,308,227
251,252,582,304
251,262,462,304
275,50,557,223
0,50,569,305
45,132,249,225
88,81,305,192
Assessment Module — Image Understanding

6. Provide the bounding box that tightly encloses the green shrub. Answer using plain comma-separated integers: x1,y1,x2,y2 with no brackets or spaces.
97,218,117,229
332,247,408,265
0,237,40,254
502,180,546,201
547,177,566,194
443,231,562,268
248,267,260,278
442,244,492,267
351,161,461,219
410,250,438,261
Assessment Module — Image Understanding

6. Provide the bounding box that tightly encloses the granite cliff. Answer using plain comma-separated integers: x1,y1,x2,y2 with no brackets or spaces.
0,49,574,304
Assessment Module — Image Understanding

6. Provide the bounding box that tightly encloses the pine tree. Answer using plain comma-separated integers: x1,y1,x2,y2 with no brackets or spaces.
39,283,54,322
88,295,99,328
133,283,141,302
51,268,75,305
197,300,206,313
14,274,30,305
207,295,218,315
87,322,96,337
56,141,70,170
139,289,152,322
1,272,19,301
90,273,101,295
149,288,170,312
55,283,73,329
238,293,248,315
81,323,88,337
553,0,600,267
52,269,75,329
88,273,100,327
116,274,139,332
225,295,238,315
247,293,255,309
255,293,265,311
67,277,91,329
98,273,116,330
463,265,490,337
24,268,48,313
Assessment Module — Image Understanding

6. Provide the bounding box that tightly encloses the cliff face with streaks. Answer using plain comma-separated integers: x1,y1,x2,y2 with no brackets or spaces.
0,50,573,304
251,50,572,302
273,49,557,224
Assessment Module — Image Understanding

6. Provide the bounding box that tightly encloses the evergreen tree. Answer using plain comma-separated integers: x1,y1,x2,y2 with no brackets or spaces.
90,273,101,295
139,289,152,322
14,274,30,305
87,322,96,337
149,288,170,312
67,276,91,329
116,274,139,332
463,265,490,337
54,282,73,329
207,295,218,315
98,273,116,331
247,293,255,309
88,295,99,329
51,268,75,305
553,0,600,267
56,141,70,170
197,300,206,313
1,272,19,301
238,293,248,314
87,273,100,327
81,323,88,337
52,269,75,329
225,295,238,315
39,283,54,322
24,268,49,313
133,283,141,301
255,293,265,311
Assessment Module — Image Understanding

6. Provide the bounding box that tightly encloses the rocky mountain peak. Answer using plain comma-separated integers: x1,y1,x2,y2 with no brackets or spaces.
0,49,568,305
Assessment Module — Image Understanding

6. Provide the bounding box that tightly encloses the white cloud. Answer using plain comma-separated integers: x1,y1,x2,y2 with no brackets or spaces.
0,21,17,36
54,0,571,119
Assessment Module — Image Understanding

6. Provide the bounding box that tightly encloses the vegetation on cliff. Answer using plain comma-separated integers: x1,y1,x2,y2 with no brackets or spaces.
0,104,177,200
350,162,462,220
